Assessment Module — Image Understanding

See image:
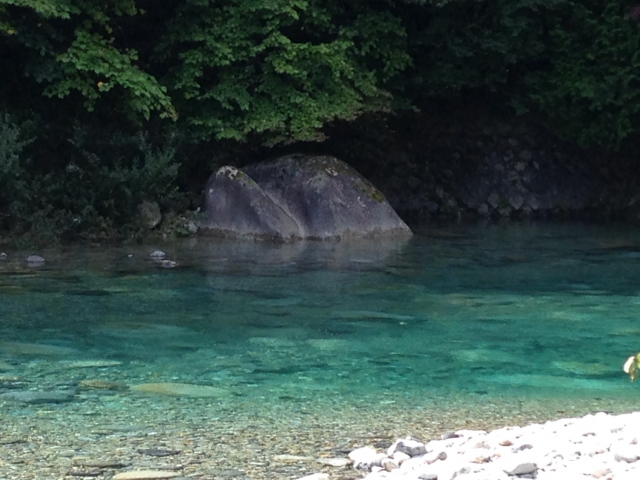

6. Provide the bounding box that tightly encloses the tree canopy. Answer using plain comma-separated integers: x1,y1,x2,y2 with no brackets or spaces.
2,0,638,147
2,0,640,242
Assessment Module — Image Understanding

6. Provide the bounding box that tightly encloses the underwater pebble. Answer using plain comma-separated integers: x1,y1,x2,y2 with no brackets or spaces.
59,360,123,369
26,254,45,265
294,474,329,480
316,457,351,467
2,371,640,480
78,379,127,390
274,454,314,462
73,460,129,468
0,390,75,404
137,449,181,457
130,382,224,398
112,471,182,480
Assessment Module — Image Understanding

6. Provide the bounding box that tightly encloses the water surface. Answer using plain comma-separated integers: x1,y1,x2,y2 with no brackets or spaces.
1,223,639,478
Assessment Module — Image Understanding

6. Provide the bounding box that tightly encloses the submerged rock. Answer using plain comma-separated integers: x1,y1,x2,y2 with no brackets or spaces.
295,474,329,480
203,165,301,240
316,457,351,467
0,390,75,404
130,382,224,398
58,360,122,369
149,250,166,259
26,254,45,266
78,379,127,390
202,154,412,241
112,471,182,480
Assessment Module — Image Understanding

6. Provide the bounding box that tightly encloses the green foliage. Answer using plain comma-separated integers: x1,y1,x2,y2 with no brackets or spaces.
402,0,567,95
4,0,640,149
158,0,411,144
401,0,640,148
0,113,184,244
520,1,640,148
3,0,640,245
0,113,32,218
0,0,175,121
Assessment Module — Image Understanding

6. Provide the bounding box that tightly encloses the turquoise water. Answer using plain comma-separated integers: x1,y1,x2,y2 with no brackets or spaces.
1,223,640,478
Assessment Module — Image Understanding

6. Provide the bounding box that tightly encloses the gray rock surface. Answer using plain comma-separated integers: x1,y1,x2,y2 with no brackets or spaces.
341,116,640,222
203,165,301,240
138,201,162,229
202,155,412,241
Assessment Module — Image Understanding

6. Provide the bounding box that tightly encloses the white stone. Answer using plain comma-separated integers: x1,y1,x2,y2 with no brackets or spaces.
316,457,350,467
112,471,181,480
149,250,166,259
399,455,427,471
294,474,329,480
425,451,447,464
349,446,386,470
355,412,640,480
274,454,313,462
456,429,487,438
349,446,378,463
454,464,510,480
393,452,411,463
497,453,538,476
612,445,639,463
616,469,640,480
26,254,45,265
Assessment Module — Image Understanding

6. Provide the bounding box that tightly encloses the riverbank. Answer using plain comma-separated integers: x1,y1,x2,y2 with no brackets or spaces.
2,393,639,480
352,410,640,480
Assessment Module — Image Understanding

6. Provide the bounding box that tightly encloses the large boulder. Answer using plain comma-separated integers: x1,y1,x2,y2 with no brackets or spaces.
202,154,412,241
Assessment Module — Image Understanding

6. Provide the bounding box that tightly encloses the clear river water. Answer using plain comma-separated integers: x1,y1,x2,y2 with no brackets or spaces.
1,223,639,479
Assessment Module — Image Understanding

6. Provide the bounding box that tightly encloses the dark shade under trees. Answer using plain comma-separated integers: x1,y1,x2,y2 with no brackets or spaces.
1,0,640,242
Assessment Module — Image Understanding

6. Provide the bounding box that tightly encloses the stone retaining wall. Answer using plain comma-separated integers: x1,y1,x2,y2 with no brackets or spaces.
322,110,640,223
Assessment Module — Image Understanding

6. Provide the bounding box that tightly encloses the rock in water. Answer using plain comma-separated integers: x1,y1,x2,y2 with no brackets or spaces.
26,254,45,265
1,390,75,404
130,382,224,397
149,250,166,259
112,471,182,480
202,154,412,241
203,165,301,240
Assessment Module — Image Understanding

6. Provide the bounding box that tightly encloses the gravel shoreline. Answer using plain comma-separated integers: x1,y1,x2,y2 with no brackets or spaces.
2,395,639,480
351,411,640,480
